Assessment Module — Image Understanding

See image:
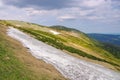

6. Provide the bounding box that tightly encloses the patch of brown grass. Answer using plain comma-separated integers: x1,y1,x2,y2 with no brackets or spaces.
1,25,67,80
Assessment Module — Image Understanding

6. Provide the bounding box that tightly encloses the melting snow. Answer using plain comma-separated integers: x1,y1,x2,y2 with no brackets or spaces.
16,25,21,27
50,30,60,35
7,27,120,80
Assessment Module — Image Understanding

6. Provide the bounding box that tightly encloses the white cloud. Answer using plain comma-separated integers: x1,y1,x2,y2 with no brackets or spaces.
0,0,120,23
0,1,3,7
24,7,59,17
45,0,119,22
58,15,76,21
81,0,106,8
24,8,46,16
87,16,105,20
0,2,29,21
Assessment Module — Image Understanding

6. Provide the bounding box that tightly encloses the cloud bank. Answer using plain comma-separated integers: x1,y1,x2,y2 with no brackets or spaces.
0,0,120,33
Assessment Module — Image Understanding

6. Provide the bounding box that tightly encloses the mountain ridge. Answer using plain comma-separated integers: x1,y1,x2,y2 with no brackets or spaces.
88,33,120,47
0,20,120,79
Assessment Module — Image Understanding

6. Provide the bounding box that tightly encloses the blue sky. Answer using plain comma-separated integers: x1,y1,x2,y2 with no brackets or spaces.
0,0,120,33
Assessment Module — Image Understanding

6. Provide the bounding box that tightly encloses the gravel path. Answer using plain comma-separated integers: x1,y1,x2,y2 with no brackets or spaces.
7,27,120,80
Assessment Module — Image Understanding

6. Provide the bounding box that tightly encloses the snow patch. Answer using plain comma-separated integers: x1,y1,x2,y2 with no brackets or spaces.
16,25,21,27
7,27,120,80
50,30,60,35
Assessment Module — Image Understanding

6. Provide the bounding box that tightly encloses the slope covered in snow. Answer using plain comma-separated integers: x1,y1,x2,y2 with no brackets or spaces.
7,27,120,80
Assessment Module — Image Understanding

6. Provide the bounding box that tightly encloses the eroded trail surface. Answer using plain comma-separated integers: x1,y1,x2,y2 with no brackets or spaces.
7,27,120,80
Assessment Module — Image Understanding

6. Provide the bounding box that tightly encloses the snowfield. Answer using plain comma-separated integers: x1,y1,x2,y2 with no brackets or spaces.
7,27,120,80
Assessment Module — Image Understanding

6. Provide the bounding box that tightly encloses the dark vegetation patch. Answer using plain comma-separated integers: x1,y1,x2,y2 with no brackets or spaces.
18,27,120,67
101,43,120,59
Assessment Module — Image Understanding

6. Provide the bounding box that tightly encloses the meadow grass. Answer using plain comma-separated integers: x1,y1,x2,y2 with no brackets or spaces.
0,24,67,80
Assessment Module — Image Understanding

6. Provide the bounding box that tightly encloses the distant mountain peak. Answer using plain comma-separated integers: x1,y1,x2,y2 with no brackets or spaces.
50,25,81,33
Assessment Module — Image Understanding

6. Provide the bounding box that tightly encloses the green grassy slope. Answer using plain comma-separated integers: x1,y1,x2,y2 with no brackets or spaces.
1,20,120,71
0,21,67,80
0,25,34,80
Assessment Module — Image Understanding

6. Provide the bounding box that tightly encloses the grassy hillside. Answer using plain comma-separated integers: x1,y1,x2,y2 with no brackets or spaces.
101,43,120,59
0,21,67,80
50,25,81,33
1,20,120,72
